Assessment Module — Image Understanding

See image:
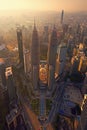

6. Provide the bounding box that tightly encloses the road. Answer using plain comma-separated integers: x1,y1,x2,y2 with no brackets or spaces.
24,103,41,130
39,89,46,117
47,82,65,123
24,102,53,130
17,89,34,130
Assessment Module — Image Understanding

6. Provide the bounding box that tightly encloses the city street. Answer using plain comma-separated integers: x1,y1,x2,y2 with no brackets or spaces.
47,82,65,123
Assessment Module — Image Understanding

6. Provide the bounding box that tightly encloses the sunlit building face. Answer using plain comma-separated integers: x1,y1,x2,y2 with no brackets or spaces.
39,65,47,84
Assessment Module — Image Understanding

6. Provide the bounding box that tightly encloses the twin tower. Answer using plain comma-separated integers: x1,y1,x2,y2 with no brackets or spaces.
31,24,58,90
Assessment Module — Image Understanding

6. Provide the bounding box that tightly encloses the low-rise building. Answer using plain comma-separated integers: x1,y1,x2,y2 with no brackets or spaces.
63,85,83,105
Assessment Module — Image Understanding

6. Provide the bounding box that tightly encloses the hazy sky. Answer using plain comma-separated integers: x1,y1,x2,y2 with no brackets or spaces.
0,0,87,12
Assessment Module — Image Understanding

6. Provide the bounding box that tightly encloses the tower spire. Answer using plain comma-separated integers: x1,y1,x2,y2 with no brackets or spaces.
31,19,40,90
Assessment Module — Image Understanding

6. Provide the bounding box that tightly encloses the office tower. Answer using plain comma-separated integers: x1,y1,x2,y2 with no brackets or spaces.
5,67,16,104
77,24,80,34
84,36,87,47
62,24,68,35
31,23,40,90
78,56,87,72
17,28,24,66
61,10,64,25
24,49,31,74
82,72,87,95
43,26,49,43
71,56,80,74
48,26,57,90
67,37,75,59
6,109,25,130
0,58,6,87
80,99,87,130
22,25,32,49
56,42,67,76
0,60,9,126
0,82,9,127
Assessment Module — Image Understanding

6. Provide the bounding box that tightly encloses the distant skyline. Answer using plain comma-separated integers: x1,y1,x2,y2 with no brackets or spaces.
0,0,87,12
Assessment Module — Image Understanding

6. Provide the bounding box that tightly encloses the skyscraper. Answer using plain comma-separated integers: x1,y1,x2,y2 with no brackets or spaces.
5,67,16,104
0,58,6,87
0,60,9,126
43,25,49,43
48,26,58,90
17,28,24,67
61,10,64,25
31,23,40,90
56,42,67,76
24,49,31,74
71,56,80,74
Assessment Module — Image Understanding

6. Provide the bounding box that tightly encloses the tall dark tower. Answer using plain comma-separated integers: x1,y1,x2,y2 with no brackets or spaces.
17,28,24,66
0,58,6,87
61,10,64,25
31,23,40,90
5,67,16,104
48,26,58,90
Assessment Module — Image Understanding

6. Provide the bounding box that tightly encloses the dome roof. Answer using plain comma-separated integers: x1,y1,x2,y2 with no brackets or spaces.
40,67,47,73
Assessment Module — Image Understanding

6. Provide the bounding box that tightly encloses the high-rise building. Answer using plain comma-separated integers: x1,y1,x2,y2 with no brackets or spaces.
62,24,68,35
78,56,87,72
17,28,24,66
0,81,9,127
0,58,6,87
24,49,31,74
47,26,57,90
31,24,40,90
82,72,87,95
56,42,67,76
0,60,9,126
84,36,87,47
5,67,16,104
61,10,64,25
43,25,49,43
71,56,80,74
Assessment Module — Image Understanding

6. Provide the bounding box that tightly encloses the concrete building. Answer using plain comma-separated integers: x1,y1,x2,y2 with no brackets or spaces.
63,85,83,105
56,42,67,76
67,36,75,56
80,95,87,130
59,100,76,117
82,72,87,95
0,62,9,126
6,108,23,130
43,25,49,43
17,28,24,66
78,56,87,72
24,49,31,74
47,26,58,90
0,58,6,87
71,56,80,74
83,36,87,47
22,25,32,49
31,23,40,90
61,10,64,25
5,67,16,104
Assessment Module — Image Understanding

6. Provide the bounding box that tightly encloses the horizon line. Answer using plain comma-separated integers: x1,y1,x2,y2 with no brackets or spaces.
0,9,87,13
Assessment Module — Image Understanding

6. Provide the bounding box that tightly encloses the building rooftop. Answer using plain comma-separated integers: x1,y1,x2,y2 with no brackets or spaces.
63,84,83,105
